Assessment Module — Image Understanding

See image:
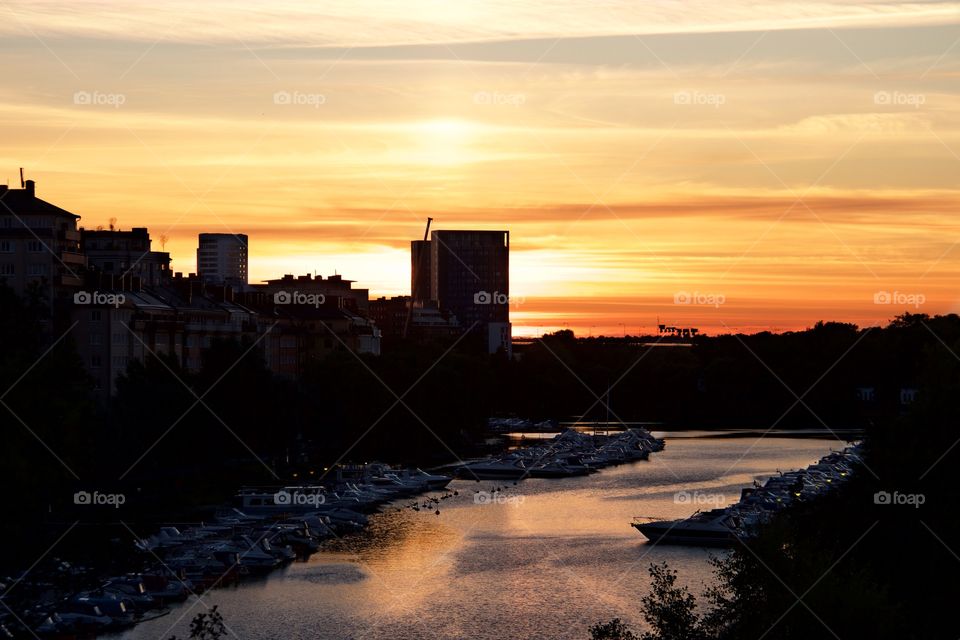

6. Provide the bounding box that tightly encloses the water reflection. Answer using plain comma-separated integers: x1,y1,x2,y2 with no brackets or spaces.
119,435,843,640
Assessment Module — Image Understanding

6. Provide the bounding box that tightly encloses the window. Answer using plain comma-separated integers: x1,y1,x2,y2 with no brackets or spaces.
27,240,45,253
90,334,102,345
91,355,102,368
27,264,49,276
0,240,12,253
0,263,14,276
90,310,102,321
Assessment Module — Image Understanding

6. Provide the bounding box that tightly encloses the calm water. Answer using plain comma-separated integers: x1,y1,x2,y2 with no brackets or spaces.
118,434,841,640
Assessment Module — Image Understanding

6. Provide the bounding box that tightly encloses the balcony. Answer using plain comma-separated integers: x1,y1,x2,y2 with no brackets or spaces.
61,250,86,265
57,273,84,287
58,228,81,242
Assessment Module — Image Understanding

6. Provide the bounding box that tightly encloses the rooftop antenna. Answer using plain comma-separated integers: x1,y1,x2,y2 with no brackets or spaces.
19,168,24,188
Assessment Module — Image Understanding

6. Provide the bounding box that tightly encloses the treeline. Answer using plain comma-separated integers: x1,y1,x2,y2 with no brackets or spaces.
503,316,953,427
588,321,960,640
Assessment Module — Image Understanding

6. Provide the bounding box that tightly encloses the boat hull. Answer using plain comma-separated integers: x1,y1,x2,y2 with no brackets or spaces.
631,522,737,547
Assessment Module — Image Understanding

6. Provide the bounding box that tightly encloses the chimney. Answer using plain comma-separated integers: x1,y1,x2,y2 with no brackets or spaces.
25,180,35,197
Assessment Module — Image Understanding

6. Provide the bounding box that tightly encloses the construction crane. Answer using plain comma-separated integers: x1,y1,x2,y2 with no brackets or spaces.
402,217,433,339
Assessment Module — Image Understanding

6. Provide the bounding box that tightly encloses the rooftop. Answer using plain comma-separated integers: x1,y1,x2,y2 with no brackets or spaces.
0,181,81,219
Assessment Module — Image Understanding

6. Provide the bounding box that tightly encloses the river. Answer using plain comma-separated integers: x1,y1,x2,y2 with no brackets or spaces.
116,432,844,640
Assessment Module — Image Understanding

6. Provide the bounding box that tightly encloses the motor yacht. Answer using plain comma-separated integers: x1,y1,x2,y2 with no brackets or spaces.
632,509,744,547
457,458,530,480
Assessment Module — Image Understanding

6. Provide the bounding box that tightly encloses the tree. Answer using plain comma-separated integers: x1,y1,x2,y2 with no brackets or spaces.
169,606,227,640
638,563,703,640
590,618,639,640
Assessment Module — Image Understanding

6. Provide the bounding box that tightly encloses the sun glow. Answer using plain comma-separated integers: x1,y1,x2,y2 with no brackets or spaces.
2,5,958,336
408,118,481,166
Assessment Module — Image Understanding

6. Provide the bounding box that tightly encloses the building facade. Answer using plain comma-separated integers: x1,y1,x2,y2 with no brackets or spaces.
82,226,171,287
2,182,388,398
428,229,511,355
197,233,248,286
258,273,369,313
369,295,461,344
0,180,85,304
410,239,432,304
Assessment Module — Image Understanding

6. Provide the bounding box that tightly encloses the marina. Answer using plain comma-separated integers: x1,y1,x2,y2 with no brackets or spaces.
453,428,666,479
103,432,844,640
0,431,857,639
631,444,863,546
4,428,668,637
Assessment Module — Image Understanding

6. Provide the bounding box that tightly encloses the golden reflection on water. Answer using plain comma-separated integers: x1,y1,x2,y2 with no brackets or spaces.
121,436,843,640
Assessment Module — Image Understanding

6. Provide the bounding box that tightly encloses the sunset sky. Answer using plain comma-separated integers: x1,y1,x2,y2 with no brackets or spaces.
1,1,959,336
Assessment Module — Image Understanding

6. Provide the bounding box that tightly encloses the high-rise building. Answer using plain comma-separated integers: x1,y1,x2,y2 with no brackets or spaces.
428,229,510,355
197,233,248,286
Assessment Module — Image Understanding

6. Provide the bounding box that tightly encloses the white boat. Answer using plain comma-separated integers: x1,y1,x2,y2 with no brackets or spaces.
36,611,115,635
632,508,744,547
458,458,529,479
398,468,453,489
210,539,279,573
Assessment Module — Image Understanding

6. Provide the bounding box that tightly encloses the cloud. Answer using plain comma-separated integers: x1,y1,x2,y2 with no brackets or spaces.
1,1,958,46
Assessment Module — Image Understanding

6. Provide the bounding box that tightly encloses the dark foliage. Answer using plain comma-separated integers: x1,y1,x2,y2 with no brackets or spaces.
591,313,960,639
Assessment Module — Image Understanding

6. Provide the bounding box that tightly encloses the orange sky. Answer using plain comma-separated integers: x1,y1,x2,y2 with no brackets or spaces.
1,2,959,336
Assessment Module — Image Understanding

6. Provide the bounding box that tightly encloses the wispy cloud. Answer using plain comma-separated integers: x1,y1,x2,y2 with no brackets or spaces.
2,0,959,334
1,1,958,46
